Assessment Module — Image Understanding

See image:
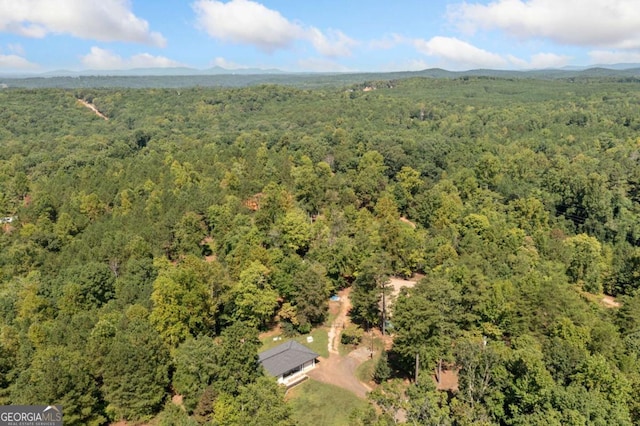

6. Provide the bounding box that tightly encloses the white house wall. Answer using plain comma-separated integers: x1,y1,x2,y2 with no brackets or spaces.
301,359,315,372
276,359,317,385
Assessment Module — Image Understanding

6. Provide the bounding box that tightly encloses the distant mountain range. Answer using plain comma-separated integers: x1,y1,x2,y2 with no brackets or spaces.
3,62,640,77
1,65,289,79
560,63,640,71
1,64,639,89
39,66,289,77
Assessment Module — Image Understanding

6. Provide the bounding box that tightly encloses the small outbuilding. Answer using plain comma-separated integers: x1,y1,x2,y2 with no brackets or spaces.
259,340,319,386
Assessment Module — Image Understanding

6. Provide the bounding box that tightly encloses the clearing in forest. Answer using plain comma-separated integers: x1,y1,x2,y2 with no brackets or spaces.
307,287,373,398
78,98,109,120
386,275,421,306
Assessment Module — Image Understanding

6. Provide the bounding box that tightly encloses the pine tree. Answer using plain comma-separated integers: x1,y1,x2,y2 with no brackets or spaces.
373,350,391,383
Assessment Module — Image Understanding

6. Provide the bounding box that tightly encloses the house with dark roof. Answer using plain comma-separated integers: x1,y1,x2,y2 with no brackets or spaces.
258,340,319,386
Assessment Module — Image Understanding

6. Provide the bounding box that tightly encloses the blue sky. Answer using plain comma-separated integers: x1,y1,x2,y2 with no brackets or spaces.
1,0,640,73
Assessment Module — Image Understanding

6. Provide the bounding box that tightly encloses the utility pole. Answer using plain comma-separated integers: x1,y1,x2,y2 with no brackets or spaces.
370,329,374,359
381,278,386,336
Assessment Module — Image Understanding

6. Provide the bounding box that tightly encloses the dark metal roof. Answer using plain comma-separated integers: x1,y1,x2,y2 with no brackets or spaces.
258,340,319,377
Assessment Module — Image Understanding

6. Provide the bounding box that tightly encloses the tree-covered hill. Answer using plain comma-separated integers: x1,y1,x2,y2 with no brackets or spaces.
1,77,640,424
1,66,639,89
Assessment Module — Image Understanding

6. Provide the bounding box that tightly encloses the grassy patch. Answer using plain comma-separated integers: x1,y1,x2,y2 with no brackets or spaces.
288,380,368,426
338,342,356,356
355,337,386,383
338,328,369,356
356,356,376,384
260,327,329,358
338,333,382,357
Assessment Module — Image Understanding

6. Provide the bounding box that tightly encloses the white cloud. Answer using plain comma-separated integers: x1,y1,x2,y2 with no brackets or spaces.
529,52,571,68
508,52,572,69
211,57,246,69
414,36,508,69
450,0,640,49
81,47,122,69
308,28,357,57
192,0,356,56
81,47,182,69
296,57,353,73
0,53,38,69
412,34,571,71
506,55,529,69
404,59,432,71
7,43,25,56
0,0,165,46
589,50,640,64
378,59,433,72
193,0,303,52
128,53,181,68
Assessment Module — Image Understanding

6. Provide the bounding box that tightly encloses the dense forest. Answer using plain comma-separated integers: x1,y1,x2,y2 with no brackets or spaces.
1,76,640,425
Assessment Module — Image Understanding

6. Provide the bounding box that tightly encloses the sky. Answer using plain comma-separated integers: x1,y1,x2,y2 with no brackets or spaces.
1,0,640,74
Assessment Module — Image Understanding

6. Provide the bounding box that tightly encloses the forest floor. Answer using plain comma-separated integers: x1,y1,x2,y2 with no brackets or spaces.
307,287,373,398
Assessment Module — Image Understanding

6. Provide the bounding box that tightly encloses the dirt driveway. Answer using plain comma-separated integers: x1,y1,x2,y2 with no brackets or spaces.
307,288,372,398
